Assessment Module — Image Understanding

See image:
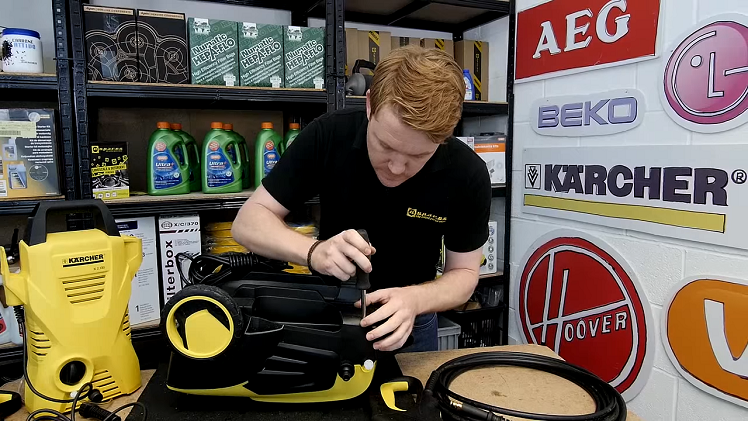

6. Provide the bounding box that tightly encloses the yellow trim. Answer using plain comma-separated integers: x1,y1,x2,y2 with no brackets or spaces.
165,296,235,359
168,363,376,403
0,392,14,404
523,194,726,233
474,41,483,53
368,31,380,45
380,381,409,411
472,74,482,93
435,39,445,50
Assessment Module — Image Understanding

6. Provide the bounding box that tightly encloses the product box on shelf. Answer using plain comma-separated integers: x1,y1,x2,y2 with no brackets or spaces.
90,142,129,200
357,30,391,65
474,134,506,185
345,28,358,76
392,36,419,51
137,10,189,84
116,216,160,326
159,214,201,306
284,26,325,89
455,40,489,101
238,23,284,88
421,38,454,58
188,18,239,86
480,220,499,276
0,109,60,200
83,5,139,82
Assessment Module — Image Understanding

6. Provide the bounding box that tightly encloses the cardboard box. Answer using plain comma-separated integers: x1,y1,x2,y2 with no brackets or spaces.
357,30,391,65
238,23,284,87
188,18,239,86
480,220,499,276
159,214,201,306
116,217,160,326
83,5,139,82
136,10,189,84
284,26,325,89
0,109,60,200
474,134,506,185
421,38,454,58
345,28,358,76
455,40,489,101
90,142,129,200
391,36,419,51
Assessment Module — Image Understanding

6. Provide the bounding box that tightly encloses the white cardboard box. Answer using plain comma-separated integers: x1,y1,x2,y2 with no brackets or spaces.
480,220,499,276
474,136,506,185
158,214,201,306
116,216,160,326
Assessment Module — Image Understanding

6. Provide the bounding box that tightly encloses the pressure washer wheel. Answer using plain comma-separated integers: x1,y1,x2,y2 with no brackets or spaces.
161,285,243,360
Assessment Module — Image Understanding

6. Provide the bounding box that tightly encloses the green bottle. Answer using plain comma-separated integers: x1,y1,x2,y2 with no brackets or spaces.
279,122,300,155
223,123,250,189
202,122,244,194
171,123,201,192
147,121,191,195
254,122,281,188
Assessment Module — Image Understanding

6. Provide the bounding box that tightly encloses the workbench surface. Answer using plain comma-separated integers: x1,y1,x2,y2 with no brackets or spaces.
3,344,642,421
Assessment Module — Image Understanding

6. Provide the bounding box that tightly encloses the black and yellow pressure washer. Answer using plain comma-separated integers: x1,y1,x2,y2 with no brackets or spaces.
0,200,142,414
161,231,380,403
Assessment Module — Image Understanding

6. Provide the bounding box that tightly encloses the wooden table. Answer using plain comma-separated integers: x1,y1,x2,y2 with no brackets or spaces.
396,344,643,421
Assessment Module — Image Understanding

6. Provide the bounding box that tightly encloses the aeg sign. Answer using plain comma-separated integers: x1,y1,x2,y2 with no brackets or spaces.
531,89,645,136
516,0,661,82
663,277,748,408
514,230,653,401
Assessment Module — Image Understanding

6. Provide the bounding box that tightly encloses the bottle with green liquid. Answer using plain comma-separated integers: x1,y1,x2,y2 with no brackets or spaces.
170,123,201,192
147,121,191,195
202,121,244,194
254,122,281,188
223,123,250,189
279,122,300,155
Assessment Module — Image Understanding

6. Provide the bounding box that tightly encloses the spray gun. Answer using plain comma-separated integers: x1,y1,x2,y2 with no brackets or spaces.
355,229,371,319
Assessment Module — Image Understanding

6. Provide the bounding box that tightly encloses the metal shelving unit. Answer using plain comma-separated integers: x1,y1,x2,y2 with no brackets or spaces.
86,82,328,103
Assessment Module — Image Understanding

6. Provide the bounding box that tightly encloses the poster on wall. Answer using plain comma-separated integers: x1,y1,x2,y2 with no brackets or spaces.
516,0,661,83
523,145,748,250
531,89,646,137
661,14,748,133
662,276,748,408
513,230,654,401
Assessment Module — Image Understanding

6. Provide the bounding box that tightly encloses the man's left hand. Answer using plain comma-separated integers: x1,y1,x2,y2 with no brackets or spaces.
356,287,421,351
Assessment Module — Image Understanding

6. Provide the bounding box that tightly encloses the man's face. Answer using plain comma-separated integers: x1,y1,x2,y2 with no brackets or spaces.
366,102,440,188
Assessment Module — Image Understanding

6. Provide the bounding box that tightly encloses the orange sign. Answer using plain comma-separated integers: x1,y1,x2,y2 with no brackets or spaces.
663,277,748,408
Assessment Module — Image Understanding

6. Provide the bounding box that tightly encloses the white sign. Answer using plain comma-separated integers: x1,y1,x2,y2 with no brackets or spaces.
522,145,748,250
116,217,160,326
531,89,646,137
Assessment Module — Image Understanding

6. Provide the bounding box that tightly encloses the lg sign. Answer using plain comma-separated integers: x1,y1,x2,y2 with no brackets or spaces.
662,14,748,133
514,231,654,401
516,0,661,82
532,89,645,136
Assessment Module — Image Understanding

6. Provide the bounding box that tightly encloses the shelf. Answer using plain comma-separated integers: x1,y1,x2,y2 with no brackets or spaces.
0,73,57,90
0,196,66,216
492,185,506,198
86,81,327,104
345,96,508,117
104,191,254,217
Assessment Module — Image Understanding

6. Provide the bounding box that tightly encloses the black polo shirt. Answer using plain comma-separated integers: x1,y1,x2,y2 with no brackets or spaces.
262,108,491,290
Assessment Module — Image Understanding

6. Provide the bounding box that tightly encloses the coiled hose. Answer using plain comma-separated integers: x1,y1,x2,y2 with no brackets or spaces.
176,251,291,286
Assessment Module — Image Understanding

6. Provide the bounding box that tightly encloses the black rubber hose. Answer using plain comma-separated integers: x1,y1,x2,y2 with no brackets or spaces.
176,252,291,286
425,352,626,421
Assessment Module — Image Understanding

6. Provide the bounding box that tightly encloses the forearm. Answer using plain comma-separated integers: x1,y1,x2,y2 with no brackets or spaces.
231,201,315,266
408,268,479,315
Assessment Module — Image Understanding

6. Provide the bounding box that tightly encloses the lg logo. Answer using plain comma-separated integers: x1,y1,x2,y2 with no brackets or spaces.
662,14,748,133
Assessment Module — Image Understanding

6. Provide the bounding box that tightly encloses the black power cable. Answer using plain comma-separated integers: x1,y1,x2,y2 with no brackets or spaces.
175,251,291,287
423,352,626,421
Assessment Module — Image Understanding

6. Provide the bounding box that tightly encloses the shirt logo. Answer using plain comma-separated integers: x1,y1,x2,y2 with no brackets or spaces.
406,208,446,223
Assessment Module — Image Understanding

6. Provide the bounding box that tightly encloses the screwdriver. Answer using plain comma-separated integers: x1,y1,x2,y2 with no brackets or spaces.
355,229,372,319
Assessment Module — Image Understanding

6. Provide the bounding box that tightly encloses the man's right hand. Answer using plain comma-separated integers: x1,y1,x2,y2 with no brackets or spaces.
309,229,375,281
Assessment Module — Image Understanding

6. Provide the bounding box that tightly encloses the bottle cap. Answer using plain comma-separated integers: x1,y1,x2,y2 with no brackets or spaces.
171,123,182,130
211,122,224,129
290,123,300,130
223,123,233,130
261,122,273,129
157,122,171,129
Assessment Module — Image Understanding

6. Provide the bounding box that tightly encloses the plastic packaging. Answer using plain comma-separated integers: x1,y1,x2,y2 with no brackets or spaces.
1,28,44,73
254,122,281,188
463,69,475,101
147,122,191,195
223,123,250,189
280,122,300,155
171,123,201,192
202,122,243,193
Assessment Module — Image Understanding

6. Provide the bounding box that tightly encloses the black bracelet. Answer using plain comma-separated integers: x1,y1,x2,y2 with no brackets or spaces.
306,240,323,271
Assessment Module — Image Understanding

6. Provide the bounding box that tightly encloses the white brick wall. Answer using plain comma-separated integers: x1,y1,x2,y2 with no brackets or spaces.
471,0,748,419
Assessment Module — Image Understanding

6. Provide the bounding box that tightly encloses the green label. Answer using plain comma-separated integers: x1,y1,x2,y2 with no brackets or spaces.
188,18,239,85
284,27,325,89
238,23,284,87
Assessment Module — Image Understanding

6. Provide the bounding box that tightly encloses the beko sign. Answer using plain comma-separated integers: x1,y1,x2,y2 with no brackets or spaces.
531,89,646,137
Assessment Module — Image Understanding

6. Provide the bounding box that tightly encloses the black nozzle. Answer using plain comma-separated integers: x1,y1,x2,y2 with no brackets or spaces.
355,229,371,291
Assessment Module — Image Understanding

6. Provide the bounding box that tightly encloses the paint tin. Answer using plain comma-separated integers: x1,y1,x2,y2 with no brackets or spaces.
1,28,43,73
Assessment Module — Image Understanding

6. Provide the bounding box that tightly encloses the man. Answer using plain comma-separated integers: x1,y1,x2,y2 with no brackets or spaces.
232,45,491,352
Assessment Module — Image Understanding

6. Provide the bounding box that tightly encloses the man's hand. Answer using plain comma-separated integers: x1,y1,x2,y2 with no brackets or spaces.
310,229,376,281
357,287,421,351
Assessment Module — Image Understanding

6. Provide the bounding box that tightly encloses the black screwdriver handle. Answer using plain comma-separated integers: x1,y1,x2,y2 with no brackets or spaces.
356,229,371,291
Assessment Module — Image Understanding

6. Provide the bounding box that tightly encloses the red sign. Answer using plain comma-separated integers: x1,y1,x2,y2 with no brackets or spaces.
516,0,661,82
515,230,653,401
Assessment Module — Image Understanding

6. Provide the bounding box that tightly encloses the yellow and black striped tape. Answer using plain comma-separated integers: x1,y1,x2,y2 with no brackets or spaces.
369,31,381,63
473,41,483,100
435,38,445,50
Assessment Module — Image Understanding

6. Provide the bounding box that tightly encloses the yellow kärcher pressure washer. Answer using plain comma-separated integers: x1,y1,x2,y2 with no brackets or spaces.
0,200,142,413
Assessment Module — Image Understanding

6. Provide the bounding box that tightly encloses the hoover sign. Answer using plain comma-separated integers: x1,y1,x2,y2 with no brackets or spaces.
531,89,645,137
523,145,748,250
514,230,653,401
663,277,748,408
